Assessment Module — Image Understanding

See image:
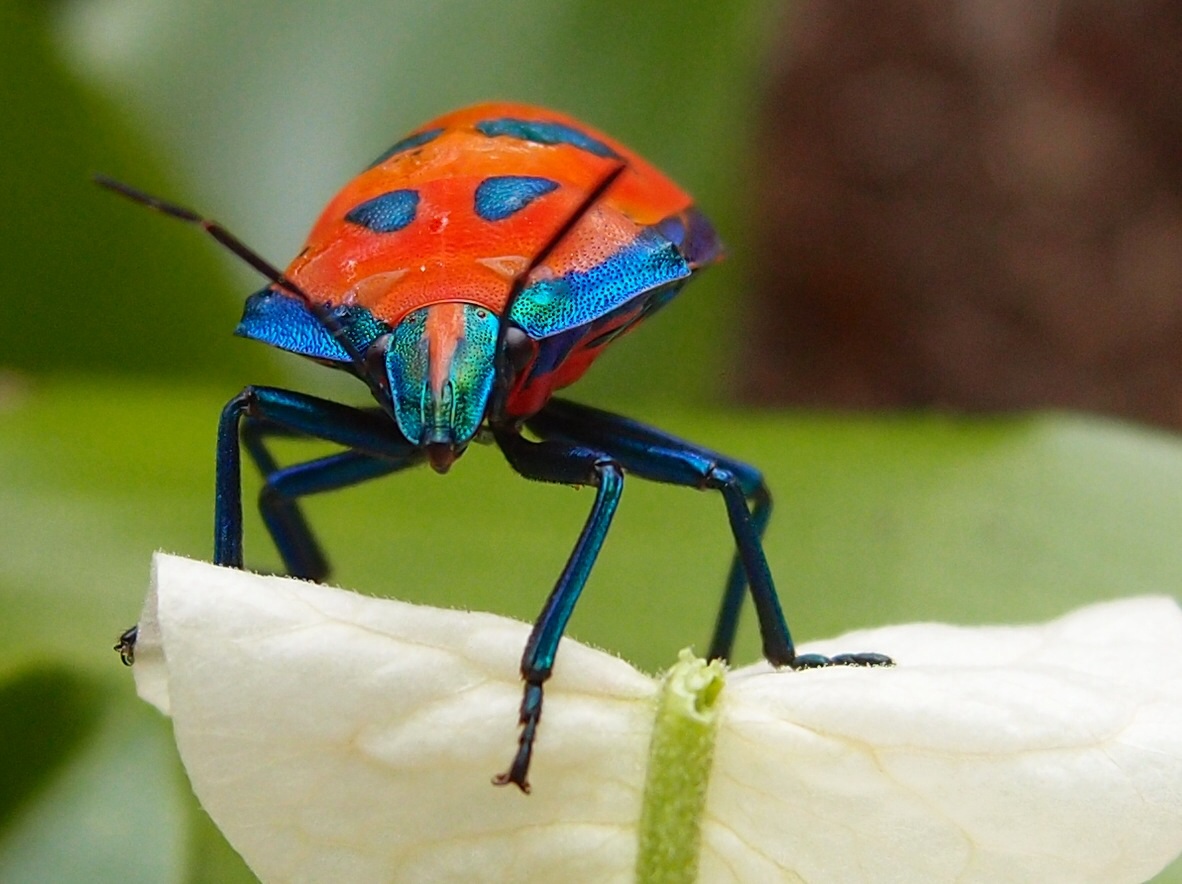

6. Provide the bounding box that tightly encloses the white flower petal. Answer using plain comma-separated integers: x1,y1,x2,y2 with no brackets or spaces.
135,554,1182,883
708,598,1182,883
137,554,654,882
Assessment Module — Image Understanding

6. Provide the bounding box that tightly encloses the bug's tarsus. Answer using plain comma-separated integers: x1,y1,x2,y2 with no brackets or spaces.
115,625,138,666
492,680,543,793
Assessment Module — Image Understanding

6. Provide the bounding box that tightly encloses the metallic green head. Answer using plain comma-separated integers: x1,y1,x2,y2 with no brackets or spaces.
384,302,499,472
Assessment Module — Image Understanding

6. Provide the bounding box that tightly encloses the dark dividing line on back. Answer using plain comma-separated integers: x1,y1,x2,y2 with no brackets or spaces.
506,161,627,302
492,159,629,408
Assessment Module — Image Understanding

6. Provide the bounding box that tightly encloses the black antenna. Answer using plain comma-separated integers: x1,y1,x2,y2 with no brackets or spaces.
93,175,392,409
97,161,631,421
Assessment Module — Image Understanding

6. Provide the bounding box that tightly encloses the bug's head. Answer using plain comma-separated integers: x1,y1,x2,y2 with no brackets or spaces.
377,303,499,473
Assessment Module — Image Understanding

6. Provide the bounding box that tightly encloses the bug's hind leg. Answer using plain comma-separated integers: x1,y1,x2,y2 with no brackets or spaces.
492,427,624,793
527,398,893,671
254,446,410,579
707,478,770,662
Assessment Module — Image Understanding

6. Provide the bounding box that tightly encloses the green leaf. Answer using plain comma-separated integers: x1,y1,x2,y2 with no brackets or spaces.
0,671,185,884
0,4,264,381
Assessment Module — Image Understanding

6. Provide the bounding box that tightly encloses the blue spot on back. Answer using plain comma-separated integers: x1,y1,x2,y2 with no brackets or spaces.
476,118,620,159
345,189,420,233
366,128,444,169
474,176,559,222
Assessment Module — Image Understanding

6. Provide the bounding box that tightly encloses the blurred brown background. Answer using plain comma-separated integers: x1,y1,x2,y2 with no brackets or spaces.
746,0,1182,428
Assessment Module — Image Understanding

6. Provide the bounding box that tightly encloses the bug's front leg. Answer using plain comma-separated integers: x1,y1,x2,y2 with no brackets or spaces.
492,428,624,793
213,386,416,569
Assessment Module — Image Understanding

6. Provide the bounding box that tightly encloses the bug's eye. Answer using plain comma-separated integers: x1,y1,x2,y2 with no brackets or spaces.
501,325,536,380
363,334,393,390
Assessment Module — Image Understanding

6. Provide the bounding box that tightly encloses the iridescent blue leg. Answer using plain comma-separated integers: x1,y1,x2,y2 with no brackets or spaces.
708,487,770,661
522,402,768,660
526,400,792,664
491,428,624,793
240,418,327,579
254,447,412,579
118,387,415,666
241,413,414,579
527,399,893,670
216,386,419,570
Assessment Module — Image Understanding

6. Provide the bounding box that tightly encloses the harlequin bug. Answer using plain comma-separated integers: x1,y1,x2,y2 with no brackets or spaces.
101,103,889,792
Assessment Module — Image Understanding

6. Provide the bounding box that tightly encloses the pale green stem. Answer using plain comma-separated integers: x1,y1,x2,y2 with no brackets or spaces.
635,649,725,884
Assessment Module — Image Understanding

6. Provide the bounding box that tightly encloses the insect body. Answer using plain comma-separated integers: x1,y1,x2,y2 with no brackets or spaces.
104,103,889,792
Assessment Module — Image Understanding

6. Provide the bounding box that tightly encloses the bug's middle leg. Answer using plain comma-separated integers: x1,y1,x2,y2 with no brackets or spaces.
705,479,771,663
527,398,893,672
240,417,328,580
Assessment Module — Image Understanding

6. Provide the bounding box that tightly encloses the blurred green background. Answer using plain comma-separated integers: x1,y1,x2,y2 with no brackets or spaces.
2,2,1180,881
